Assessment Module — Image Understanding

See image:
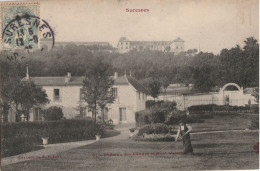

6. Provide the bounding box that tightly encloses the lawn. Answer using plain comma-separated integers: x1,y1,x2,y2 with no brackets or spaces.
2,131,258,170
190,112,256,132
2,113,258,170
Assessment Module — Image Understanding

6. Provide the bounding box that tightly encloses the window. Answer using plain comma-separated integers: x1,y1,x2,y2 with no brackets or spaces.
54,89,60,101
121,42,123,45
138,92,141,99
80,88,85,100
126,46,128,49
119,108,126,121
34,107,42,121
112,88,118,97
176,46,178,49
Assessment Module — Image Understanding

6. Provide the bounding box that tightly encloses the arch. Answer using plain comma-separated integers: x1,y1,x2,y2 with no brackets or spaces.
222,83,241,91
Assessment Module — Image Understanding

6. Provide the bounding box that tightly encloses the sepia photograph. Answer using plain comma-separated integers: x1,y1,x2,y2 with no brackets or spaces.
0,0,259,170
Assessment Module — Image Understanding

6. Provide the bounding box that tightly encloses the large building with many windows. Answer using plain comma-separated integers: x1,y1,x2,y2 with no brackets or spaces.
117,37,185,54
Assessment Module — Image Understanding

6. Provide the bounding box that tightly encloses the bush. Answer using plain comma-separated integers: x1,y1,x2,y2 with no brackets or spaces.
136,101,177,126
1,119,103,157
250,104,259,113
2,136,35,157
43,106,64,121
137,123,174,136
250,115,259,130
135,110,151,126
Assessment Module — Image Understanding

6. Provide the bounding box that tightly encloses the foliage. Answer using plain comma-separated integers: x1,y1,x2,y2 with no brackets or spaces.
252,88,259,103
133,134,175,142
148,79,162,99
0,36,258,100
249,115,259,130
1,136,36,157
136,101,177,126
135,110,150,127
43,106,64,121
187,104,253,112
1,119,103,157
137,123,174,136
146,100,165,108
82,57,115,123
9,80,49,121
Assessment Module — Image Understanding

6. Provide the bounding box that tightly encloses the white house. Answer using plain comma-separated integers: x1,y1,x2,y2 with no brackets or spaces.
10,71,148,125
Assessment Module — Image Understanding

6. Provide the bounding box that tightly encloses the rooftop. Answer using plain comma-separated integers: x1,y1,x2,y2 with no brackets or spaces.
23,75,149,94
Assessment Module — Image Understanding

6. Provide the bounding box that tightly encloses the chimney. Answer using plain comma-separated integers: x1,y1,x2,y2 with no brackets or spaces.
65,72,71,83
26,64,29,80
114,72,118,79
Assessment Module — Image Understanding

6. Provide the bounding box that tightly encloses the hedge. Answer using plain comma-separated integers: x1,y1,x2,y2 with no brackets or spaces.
250,115,259,130
187,104,258,113
1,119,103,157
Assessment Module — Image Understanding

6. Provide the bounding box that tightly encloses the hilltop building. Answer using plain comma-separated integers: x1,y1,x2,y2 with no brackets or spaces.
117,37,185,54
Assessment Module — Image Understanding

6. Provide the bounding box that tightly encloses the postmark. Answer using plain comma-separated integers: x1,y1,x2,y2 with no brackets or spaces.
1,2,55,51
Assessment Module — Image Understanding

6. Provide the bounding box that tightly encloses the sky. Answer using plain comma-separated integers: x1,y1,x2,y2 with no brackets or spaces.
38,0,258,54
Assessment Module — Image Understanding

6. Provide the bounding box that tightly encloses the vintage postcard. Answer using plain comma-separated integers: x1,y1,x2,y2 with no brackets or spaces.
0,0,259,170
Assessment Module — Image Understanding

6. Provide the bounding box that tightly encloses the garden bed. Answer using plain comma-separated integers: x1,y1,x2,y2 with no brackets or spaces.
133,133,175,142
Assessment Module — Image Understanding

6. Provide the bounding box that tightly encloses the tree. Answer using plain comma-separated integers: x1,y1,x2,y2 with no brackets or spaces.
82,58,115,124
9,80,49,121
160,76,170,95
148,79,162,100
192,65,217,92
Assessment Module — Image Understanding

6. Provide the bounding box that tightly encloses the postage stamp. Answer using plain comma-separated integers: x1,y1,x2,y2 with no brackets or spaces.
1,2,55,51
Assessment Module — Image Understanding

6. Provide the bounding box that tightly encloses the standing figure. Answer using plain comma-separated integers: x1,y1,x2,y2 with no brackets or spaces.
175,120,193,154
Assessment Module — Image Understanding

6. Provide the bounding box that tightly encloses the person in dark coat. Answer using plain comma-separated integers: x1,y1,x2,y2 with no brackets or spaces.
175,119,193,154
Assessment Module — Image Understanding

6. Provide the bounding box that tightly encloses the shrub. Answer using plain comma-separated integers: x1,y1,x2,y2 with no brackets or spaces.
136,101,177,126
250,104,259,113
43,106,64,121
137,123,174,136
2,136,35,157
135,110,150,126
250,115,259,130
1,119,103,157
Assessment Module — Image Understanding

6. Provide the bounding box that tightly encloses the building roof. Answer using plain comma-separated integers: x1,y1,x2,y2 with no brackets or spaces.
119,37,129,42
174,37,184,42
126,76,149,94
23,76,85,86
129,41,172,46
24,75,149,94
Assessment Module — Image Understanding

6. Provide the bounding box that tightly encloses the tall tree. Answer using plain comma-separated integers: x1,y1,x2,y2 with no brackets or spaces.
82,58,115,124
9,80,49,121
